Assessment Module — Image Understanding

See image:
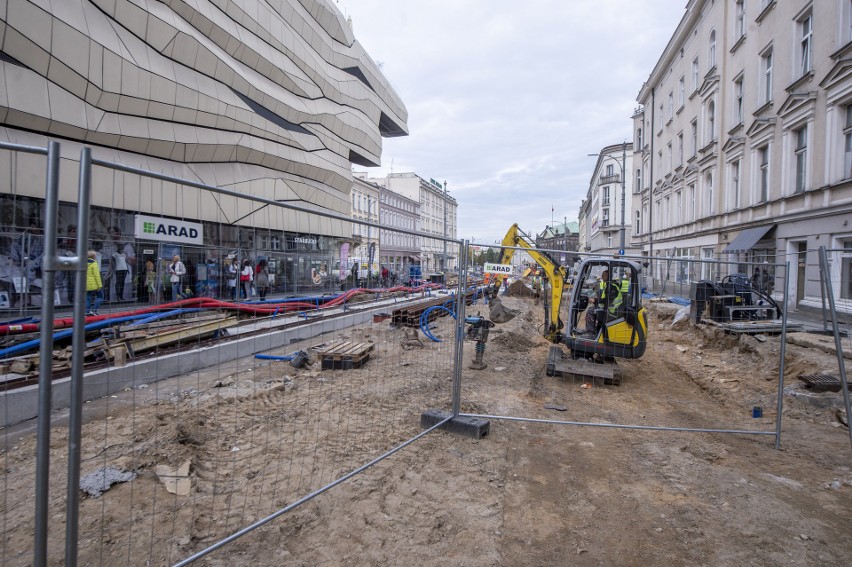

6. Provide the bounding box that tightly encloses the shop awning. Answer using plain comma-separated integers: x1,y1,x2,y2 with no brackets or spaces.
722,225,775,254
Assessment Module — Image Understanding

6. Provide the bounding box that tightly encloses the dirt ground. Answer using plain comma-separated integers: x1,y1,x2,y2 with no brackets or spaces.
2,293,852,566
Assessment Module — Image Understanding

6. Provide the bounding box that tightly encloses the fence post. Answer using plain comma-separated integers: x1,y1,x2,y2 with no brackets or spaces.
451,240,469,417
33,140,61,567
64,147,93,567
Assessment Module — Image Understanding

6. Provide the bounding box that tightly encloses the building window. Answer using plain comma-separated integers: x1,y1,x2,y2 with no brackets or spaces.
794,125,807,193
602,186,610,206
678,76,685,108
731,159,741,209
658,103,664,131
677,132,684,166
635,168,642,191
841,238,852,300
602,208,610,227
636,127,643,148
675,190,682,225
668,91,674,121
689,183,696,221
734,75,744,125
735,0,746,40
667,142,673,172
799,12,812,77
691,119,698,156
705,171,714,215
760,47,773,105
635,210,641,235
707,100,716,143
709,29,717,69
844,104,852,178
692,57,699,92
758,145,769,202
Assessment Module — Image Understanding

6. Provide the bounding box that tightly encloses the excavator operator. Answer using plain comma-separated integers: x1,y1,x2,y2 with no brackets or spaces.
584,269,622,333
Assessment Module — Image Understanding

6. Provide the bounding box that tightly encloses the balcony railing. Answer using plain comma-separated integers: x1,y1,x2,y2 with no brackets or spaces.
598,173,621,185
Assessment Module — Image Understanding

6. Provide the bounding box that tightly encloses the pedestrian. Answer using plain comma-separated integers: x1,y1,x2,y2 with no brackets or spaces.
226,258,239,300
85,250,103,316
255,258,269,300
168,255,187,301
240,259,254,299
144,260,157,303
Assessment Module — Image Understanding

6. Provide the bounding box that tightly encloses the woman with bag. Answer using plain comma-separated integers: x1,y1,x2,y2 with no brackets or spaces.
240,259,254,300
255,258,270,300
169,255,187,301
227,258,239,301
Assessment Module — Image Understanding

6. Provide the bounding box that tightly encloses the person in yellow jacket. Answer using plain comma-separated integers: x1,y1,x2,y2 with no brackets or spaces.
85,250,104,315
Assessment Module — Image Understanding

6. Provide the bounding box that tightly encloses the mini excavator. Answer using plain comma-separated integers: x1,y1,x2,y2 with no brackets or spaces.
484,225,648,384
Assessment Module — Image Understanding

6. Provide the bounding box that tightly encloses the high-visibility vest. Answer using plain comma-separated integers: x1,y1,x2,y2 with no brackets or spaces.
600,279,622,314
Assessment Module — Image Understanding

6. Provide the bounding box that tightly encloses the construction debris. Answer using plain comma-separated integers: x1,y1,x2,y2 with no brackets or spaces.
315,341,375,370
156,459,192,496
80,466,137,498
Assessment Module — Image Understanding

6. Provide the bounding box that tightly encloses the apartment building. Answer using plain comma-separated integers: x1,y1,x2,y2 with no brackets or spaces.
584,143,635,257
634,0,852,313
374,173,458,274
350,175,381,278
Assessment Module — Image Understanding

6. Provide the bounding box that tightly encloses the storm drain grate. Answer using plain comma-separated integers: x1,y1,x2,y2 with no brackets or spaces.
798,373,849,392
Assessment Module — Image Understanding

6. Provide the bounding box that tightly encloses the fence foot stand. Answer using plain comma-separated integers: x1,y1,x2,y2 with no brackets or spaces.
420,409,489,439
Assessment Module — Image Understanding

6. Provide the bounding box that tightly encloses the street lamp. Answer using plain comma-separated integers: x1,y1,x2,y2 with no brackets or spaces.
588,141,628,253
442,180,448,273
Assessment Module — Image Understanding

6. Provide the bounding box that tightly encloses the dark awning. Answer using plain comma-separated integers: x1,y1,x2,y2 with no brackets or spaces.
722,225,775,254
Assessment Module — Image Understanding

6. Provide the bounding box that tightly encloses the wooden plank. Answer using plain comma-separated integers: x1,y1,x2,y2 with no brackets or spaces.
126,316,238,353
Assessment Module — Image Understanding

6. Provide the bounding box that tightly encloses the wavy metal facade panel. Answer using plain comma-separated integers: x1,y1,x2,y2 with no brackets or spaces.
0,0,407,235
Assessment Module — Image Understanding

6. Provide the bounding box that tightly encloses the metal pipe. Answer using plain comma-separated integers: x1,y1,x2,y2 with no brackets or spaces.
33,140,60,567
171,415,453,567
461,413,777,436
65,146,93,567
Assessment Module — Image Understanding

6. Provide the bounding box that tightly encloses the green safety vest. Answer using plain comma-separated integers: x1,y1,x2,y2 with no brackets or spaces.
599,279,622,314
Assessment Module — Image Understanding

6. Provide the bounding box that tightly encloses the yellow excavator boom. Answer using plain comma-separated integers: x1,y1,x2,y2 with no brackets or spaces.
487,223,568,341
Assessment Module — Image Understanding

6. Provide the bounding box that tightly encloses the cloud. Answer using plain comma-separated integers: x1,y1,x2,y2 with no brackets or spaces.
338,0,685,244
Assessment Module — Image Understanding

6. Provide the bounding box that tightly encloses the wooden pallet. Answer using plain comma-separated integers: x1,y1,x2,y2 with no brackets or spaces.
315,341,375,370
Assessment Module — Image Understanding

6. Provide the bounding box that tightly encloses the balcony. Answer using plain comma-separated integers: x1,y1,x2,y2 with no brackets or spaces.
598,173,621,185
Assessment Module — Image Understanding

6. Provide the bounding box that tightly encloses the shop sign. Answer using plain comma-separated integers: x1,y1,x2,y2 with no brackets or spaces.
134,214,203,245
483,263,512,274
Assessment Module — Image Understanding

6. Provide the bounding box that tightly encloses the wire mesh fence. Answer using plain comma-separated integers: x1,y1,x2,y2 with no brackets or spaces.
0,141,464,565
457,243,789,443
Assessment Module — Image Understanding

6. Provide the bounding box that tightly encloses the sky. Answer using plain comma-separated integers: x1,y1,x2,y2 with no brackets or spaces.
334,0,687,245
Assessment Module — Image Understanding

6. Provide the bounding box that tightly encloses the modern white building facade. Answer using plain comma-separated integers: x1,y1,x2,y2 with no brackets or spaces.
634,0,852,313
0,0,408,303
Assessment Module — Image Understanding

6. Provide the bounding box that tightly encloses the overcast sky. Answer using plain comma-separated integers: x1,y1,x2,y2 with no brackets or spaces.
335,1,686,245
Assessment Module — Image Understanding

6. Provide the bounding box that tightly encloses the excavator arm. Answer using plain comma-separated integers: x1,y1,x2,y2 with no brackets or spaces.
487,224,568,341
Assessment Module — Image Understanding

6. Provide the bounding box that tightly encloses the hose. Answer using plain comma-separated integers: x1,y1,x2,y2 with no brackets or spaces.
0,313,154,359
420,305,456,342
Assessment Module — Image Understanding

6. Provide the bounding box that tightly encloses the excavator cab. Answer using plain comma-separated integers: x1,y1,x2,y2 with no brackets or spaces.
563,257,648,360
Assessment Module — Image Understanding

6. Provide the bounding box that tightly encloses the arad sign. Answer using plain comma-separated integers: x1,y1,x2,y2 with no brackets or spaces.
134,214,203,245
483,263,512,274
